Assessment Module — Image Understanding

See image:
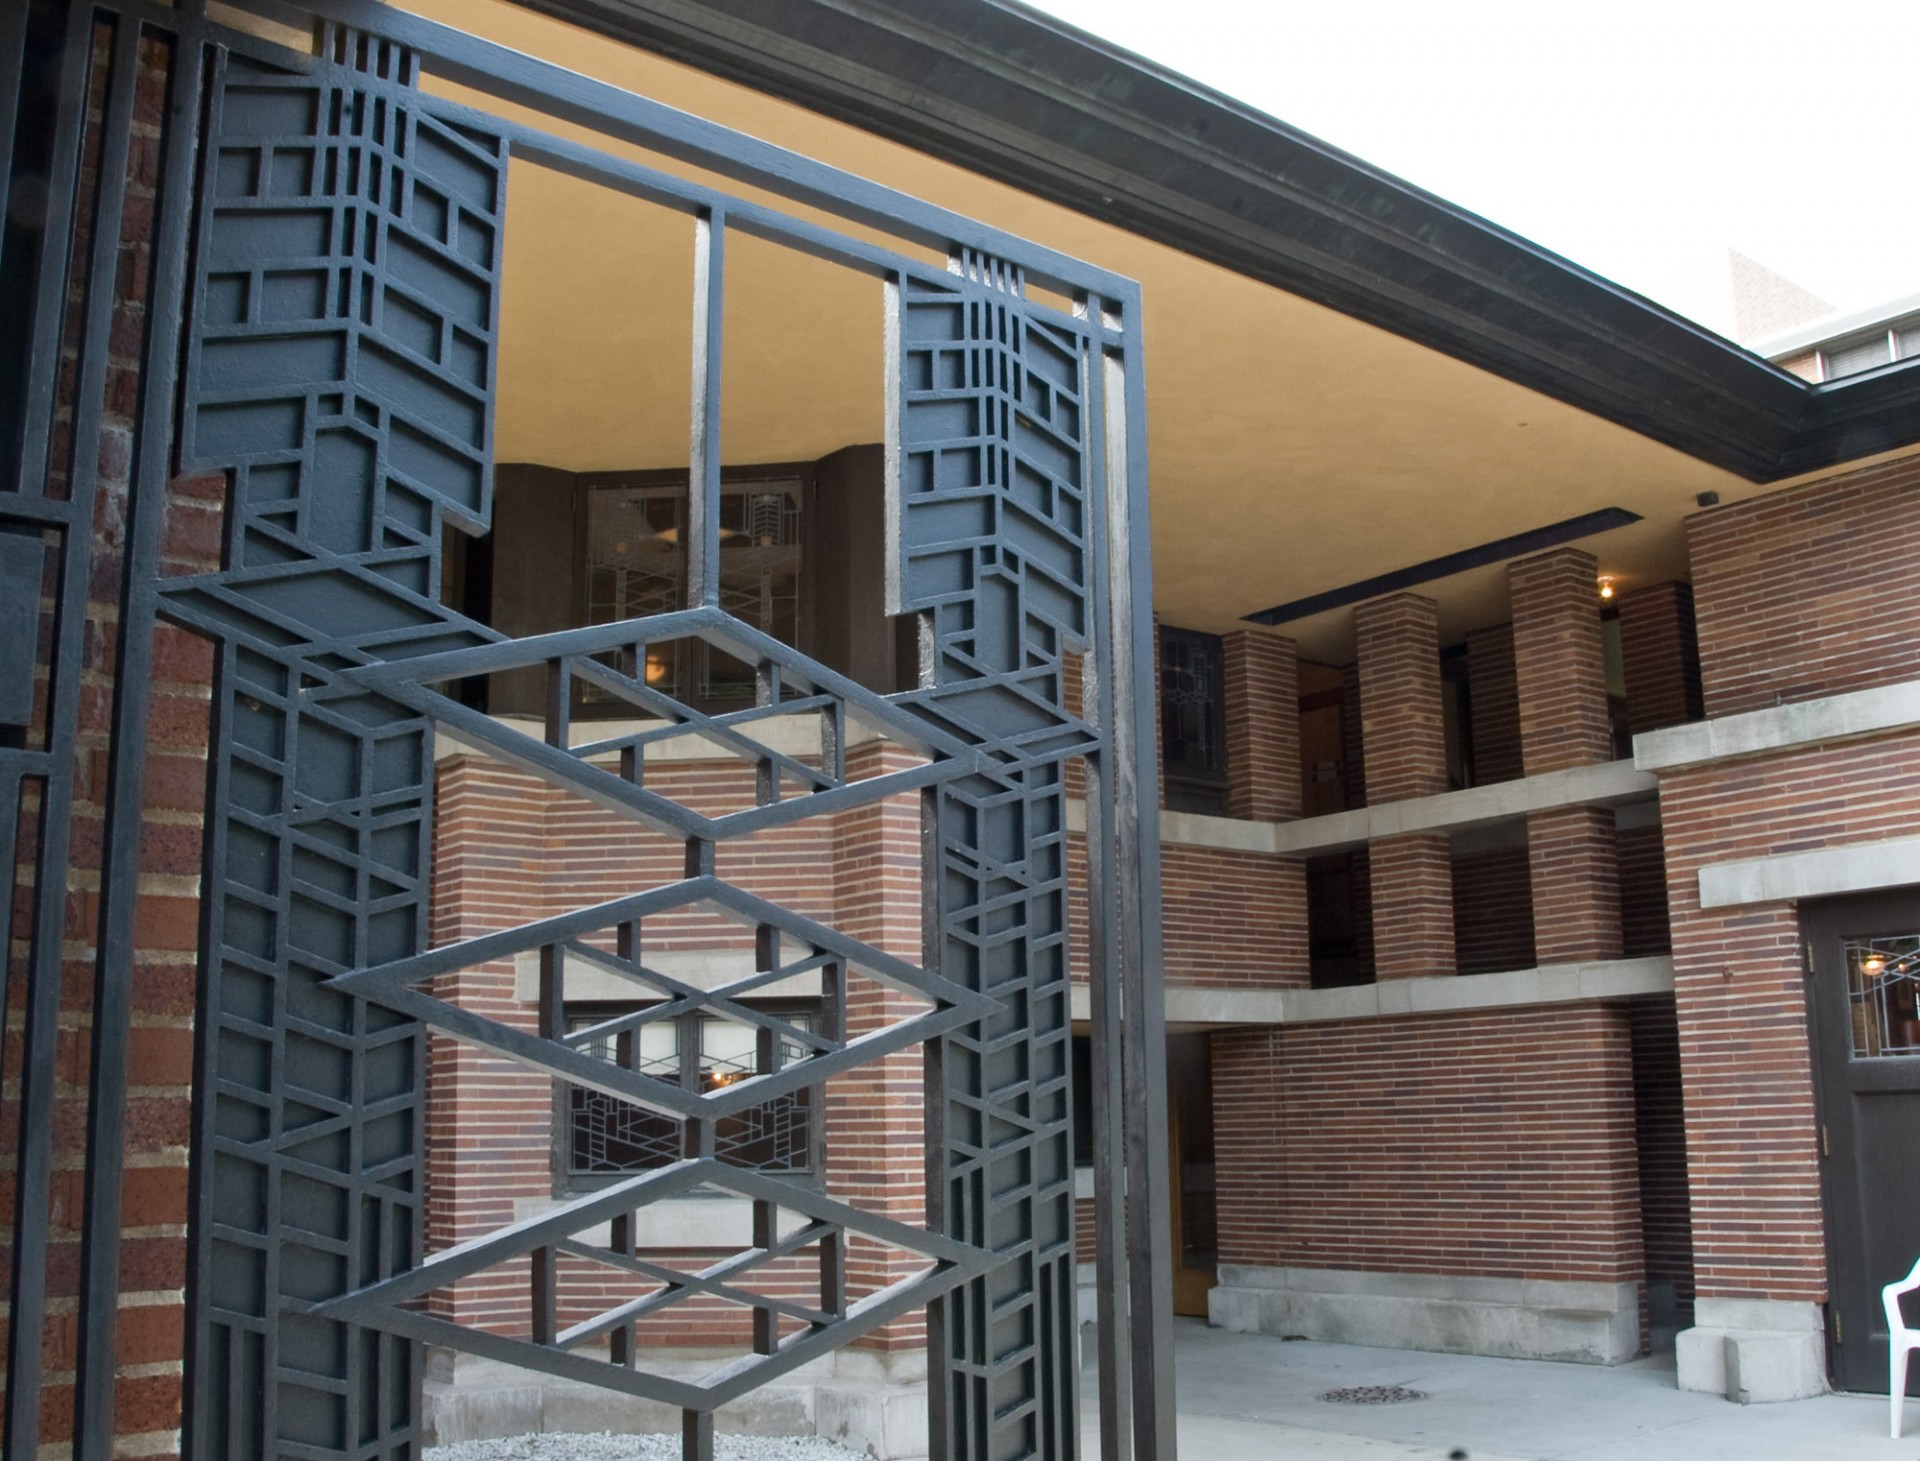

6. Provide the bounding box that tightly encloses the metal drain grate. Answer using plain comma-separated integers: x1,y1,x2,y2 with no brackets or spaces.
1318,1384,1428,1405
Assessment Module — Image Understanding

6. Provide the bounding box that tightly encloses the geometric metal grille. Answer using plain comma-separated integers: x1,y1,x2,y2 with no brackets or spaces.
893,258,1103,1461
5,3,1172,1460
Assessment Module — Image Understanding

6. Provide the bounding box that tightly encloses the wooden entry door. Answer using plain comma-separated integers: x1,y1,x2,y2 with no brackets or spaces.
1806,891,1920,1394
1168,1033,1217,1317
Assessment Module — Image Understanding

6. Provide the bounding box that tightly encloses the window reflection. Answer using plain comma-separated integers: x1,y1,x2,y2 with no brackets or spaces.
1846,935,1920,1058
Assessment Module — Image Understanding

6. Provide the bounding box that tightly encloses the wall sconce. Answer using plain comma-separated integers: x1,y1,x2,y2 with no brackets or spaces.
1597,574,1616,602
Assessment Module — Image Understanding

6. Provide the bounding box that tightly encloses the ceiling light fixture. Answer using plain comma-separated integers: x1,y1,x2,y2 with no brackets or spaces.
1597,574,1616,601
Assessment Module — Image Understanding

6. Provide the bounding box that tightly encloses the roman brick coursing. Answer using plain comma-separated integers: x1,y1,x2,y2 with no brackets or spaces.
1212,1005,1645,1286
1451,843,1536,975
1689,453,1920,718
1215,632,1312,984
1528,806,1624,964
1511,549,1621,963
1656,730,1920,1303
1355,596,1454,979
1658,455,1920,1309
1222,630,1301,822
1465,623,1522,785
1366,834,1455,981
428,745,933,1348
1068,834,1302,991
1158,841,1308,987
1617,583,1703,736
1354,595,1447,803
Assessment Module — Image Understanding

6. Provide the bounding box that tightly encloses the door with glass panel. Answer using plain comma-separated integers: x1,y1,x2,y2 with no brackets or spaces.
1806,891,1920,1394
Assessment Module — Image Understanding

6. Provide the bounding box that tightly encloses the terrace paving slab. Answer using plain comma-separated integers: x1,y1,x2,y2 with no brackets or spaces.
1080,1318,1908,1461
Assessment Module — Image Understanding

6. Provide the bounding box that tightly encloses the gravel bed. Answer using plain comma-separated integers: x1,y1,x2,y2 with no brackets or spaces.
427,1434,869,1461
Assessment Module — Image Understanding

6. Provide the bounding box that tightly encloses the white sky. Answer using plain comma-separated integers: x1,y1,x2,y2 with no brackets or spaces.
1021,0,1920,336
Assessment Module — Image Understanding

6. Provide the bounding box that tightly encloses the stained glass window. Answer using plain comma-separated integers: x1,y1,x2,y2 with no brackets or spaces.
582,475,803,706
565,1007,817,1178
1845,935,1920,1058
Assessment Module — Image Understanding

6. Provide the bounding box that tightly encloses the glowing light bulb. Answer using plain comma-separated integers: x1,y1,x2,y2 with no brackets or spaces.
1597,575,1616,601
1864,952,1887,976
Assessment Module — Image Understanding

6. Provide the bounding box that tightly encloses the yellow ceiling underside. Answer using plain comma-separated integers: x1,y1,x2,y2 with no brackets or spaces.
401,0,1758,663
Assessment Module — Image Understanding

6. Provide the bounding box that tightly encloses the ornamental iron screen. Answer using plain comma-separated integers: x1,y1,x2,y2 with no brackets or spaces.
0,3,1171,1459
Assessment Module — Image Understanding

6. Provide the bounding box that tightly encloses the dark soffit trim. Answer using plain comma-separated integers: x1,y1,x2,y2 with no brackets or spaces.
1243,508,1643,626
506,0,1920,484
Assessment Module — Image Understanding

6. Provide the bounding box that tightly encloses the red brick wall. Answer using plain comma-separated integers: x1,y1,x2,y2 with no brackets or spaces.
1511,550,1621,963
1354,596,1454,979
824,742,928,1352
1213,1005,1644,1285
1367,835,1455,981
1510,549,1612,774
428,746,933,1347
1222,630,1300,822
1689,452,1920,718
1158,840,1308,988
1354,595,1447,803
1068,832,1303,990
1616,583,1703,736
1528,807,1623,964
0,29,208,1458
1451,845,1536,975
1658,731,1920,1303
1465,624,1522,785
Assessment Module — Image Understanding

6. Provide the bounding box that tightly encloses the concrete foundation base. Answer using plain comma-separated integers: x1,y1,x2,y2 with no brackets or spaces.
1675,1298,1828,1403
424,1345,930,1459
1207,1264,1640,1365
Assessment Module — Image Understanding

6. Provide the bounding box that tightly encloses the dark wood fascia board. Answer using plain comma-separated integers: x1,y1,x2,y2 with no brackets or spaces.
509,0,1920,483
1783,367,1920,478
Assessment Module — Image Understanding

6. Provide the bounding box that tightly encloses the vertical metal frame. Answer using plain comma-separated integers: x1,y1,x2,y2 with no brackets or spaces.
1,3,206,1455
1,2,1175,1458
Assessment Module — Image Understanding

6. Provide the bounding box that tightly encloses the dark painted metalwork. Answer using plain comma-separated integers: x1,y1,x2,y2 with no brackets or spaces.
5,2,1171,1457
2,3,208,1455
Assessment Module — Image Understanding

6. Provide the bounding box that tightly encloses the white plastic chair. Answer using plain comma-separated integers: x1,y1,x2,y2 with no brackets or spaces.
1886,1255,1920,1437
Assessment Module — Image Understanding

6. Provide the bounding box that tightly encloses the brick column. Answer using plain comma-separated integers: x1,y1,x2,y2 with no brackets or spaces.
1617,581,1703,736
1222,630,1301,821
829,739,932,1354
1465,623,1522,785
1355,594,1453,979
1220,630,1310,984
1510,548,1621,963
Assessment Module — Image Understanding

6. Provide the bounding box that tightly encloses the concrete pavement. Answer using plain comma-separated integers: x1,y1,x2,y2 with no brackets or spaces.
1083,1319,1911,1460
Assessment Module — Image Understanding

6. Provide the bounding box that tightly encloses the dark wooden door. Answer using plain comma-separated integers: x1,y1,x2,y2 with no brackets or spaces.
1167,1033,1217,1318
1806,891,1920,1394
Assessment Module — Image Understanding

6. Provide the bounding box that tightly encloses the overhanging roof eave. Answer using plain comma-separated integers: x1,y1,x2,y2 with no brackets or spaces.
508,0,1920,483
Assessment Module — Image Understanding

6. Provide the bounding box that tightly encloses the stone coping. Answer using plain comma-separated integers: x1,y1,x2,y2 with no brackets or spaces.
1070,956,1673,1028
1635,677,1920,771
1697,833,1920,909
433,711,892,764
1065,758,1657,857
